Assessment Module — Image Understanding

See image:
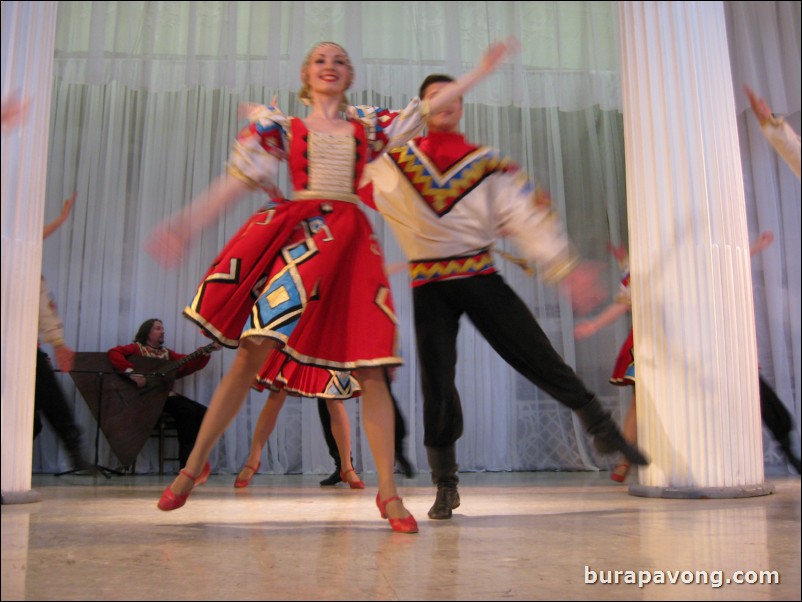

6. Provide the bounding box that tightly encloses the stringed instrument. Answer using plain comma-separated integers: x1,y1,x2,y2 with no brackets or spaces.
128,343,217,393
69,343,217,467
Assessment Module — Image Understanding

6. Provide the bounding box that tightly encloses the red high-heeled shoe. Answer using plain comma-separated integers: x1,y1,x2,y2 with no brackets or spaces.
157,462,211,511
195,461,211,486
610,463,631,483
234,462,261,489
340,467,366,490
376,493,418,534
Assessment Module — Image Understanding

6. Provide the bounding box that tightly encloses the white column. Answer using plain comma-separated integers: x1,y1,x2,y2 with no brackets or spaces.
1,1,59,503
618,1,771,497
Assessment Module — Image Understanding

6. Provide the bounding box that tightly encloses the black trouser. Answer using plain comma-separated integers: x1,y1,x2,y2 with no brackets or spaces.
316,369,408,468
759,374,794,444
317,398,342,468
34,349,83,453
162,394,207,468
414,274,596,448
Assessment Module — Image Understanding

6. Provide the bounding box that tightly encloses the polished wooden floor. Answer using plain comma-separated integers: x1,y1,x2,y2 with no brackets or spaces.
2,469,800,601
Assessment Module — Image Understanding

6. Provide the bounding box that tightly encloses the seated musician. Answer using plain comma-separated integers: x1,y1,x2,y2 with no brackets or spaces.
107,319,219,470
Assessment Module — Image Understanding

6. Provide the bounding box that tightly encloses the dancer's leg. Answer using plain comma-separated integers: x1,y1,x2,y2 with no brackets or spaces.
612,391,637,481
355,367,411,521
328,398,365,486
623,391,637,444
167,338,277,496
237,390,287,481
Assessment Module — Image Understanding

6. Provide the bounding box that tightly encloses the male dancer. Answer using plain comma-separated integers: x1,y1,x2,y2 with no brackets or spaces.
365,74,648,519
35,276,91,473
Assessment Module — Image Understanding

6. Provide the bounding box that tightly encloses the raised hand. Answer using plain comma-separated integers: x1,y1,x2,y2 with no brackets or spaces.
478,36,521,75
145,220,190,268
43,192,78,239
749,230,774,256
607,242,628,265
744,85,773,126
574,320,599,340
1,94,30,130
57,192,77,221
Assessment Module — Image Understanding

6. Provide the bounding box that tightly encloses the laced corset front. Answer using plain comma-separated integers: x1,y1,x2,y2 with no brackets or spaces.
305,131,356,195
288,118,368,202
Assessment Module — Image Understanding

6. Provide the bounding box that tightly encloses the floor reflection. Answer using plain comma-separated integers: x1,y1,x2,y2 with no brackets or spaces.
2,471,799,600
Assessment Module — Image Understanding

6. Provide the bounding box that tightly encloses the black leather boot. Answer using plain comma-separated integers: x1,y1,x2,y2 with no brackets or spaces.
430,486,460,520
427,445,460,519
319,468,342,486
576,398,649,466
320,456,351,486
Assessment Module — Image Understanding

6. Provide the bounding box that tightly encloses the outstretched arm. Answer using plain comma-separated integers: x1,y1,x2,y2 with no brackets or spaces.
574,300,630,339
145,175,253,268
43,192,76,239
744,85,801,178
425,38,520,114
146,103,288,268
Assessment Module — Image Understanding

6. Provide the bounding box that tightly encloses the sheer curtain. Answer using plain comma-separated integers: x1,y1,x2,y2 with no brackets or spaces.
34,1,800,476
727,1,801,469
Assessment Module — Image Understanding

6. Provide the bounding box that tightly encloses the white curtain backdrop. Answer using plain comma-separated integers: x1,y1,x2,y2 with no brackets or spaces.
31,1,800,477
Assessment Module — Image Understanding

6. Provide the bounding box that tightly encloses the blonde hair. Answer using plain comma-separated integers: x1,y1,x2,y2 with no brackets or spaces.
299,42,353,111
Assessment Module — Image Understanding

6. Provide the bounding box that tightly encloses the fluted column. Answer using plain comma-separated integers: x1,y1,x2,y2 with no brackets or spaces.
618,1,772,497
1,1,59,503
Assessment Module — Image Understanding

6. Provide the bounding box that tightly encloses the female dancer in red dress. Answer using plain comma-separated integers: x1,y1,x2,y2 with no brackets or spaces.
146,39,517,532
574,245,635,482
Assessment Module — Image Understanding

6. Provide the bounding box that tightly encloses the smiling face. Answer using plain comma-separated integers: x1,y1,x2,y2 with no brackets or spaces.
302,42,353,96
422,81,463,133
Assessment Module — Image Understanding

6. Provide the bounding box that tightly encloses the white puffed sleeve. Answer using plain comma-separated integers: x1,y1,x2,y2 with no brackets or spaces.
227,105,290,189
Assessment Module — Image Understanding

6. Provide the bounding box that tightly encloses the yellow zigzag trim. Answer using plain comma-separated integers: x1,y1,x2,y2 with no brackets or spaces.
409,254,495,281
393,147,511,213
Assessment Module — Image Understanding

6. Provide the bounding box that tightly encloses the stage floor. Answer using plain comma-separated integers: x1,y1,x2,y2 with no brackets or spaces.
3,470,800,601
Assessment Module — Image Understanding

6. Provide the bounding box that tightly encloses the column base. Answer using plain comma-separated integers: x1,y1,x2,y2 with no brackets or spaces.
629,482,775,499
1,489,42,505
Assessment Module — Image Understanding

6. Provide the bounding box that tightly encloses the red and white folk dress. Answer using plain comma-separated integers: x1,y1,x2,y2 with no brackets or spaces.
609,270,634,386
184,102,425,398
